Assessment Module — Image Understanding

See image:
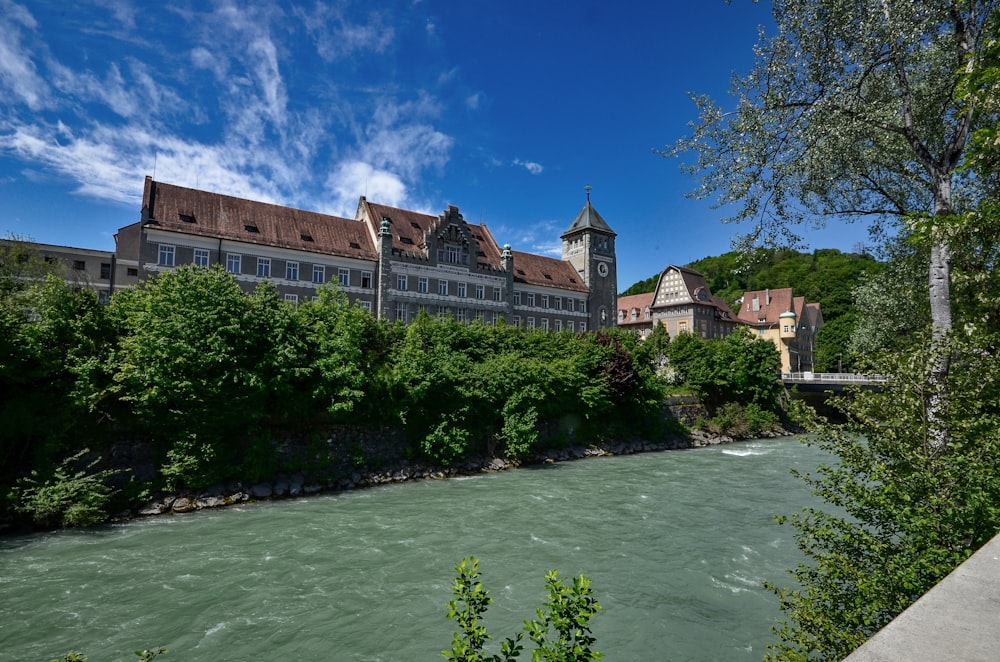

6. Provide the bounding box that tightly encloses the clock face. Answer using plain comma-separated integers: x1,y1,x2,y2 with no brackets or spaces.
597,262,609,277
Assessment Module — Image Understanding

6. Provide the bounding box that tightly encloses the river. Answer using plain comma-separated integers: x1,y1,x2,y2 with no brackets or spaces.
0,436,830,661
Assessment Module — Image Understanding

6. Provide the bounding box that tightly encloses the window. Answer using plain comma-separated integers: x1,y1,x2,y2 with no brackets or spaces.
526,293,535,307
359,300,372,312
579,321,586,332
339,268,350,286
97,290,110,304
679,321,688,333
555,319,562,332
493,287,502,301
313,265,325,284
226,254,241,274
554,297,562,310
257,258,271,278
513,292,521,306
541,319,549,331
284,293,299,305
439,280,449,296
457,282,467,298
418,277,428,293
567,299,575,312
456,308,467,323
99,263,112,279
286,261,299,280
475,285,484,299
527,317,535,329
395,302,407,321
72,259,86,271
157,246,175,267
127,267,138,277
438,306,449,319
397,274,407,291
580,301,587,314
490,312,498,326
568,321,574,332
193,250,209,268
783,325,790,333
361,271,373,289
541,295,549,309
513,315,521,327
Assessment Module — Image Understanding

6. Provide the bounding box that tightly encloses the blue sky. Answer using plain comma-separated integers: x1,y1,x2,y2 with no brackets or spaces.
0,0,873,290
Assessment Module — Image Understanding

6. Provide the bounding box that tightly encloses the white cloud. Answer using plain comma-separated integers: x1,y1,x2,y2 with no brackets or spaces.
465,92,482,110
0,1,49,110
514,159,544,175
0,0,456,226
293,4,394,62
325,161,407,213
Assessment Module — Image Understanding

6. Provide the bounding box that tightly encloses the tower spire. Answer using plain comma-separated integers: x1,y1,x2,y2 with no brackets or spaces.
584,184,592,203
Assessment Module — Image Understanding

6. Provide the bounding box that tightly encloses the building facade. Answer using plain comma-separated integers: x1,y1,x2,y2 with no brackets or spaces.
0,238,139,303
119,177,617,330
617,265,740,340
735,287,824,373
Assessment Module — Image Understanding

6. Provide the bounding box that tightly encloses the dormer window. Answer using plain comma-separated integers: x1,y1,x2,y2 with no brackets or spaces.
245,224,259,233
301,233,314,242
178,213,196,223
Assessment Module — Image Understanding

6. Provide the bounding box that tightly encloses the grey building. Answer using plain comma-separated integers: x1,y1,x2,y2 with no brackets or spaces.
120,176,618,330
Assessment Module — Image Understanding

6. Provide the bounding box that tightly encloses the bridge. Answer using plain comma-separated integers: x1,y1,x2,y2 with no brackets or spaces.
781,372,888,392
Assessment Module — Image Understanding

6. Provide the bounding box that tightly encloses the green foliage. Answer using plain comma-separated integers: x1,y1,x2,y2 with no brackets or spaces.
9,450,118,528
667,327,783,412
523,570,603,661
443,558,601,661
767,332,1000,659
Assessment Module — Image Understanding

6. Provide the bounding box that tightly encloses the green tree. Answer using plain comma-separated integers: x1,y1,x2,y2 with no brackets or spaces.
767,332,1000,660
667,0,998,451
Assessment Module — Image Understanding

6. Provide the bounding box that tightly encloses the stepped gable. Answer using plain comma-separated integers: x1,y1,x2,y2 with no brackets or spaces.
511,250,589,293
142,178,375,260
360,200,505,268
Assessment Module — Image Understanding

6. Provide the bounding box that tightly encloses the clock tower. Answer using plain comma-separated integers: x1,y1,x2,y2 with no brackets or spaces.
561,186,617,329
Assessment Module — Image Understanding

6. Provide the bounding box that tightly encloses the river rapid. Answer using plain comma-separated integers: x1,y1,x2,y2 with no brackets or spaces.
1,436,829,661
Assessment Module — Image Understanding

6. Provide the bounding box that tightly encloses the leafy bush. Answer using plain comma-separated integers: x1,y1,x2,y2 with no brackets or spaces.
443,557,602,661
9,450,118,528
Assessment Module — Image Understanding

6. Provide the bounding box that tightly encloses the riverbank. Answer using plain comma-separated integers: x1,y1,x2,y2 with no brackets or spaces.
125,423,798,521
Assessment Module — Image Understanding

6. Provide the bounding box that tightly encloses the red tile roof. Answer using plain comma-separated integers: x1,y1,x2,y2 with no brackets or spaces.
512,250,589,292
735,288,797,325
142,177,375,260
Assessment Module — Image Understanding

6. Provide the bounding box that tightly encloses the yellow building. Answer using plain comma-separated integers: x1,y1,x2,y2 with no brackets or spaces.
735,288,823,373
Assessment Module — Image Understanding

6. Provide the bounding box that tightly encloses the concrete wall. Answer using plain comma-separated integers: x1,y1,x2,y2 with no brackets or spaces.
844,532,1000,662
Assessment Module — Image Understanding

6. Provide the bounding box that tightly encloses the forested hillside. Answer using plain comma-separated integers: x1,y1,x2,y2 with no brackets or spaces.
619,248,884,371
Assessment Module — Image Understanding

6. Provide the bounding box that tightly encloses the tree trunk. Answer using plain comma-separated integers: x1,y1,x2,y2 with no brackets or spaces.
926,173,954,454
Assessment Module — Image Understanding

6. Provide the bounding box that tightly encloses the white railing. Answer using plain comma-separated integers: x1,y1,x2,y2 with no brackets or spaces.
781,372,888,383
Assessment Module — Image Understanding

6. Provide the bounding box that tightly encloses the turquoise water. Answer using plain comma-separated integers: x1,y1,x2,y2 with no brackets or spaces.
0,437,828,661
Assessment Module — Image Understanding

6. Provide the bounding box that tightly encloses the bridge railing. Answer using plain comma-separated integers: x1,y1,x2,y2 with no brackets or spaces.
781,372,888,384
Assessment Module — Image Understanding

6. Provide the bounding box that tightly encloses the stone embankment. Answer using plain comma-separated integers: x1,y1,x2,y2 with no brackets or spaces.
130,421,795,519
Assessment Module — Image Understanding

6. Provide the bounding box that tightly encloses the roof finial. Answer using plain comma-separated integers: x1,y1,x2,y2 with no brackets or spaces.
584,185,592,203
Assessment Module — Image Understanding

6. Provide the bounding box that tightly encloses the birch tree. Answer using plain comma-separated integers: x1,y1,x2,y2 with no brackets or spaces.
667,0,998,451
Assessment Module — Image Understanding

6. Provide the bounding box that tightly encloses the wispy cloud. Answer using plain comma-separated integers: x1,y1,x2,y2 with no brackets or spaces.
0,0,457,219
514,159,544,175
0,1,48,110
